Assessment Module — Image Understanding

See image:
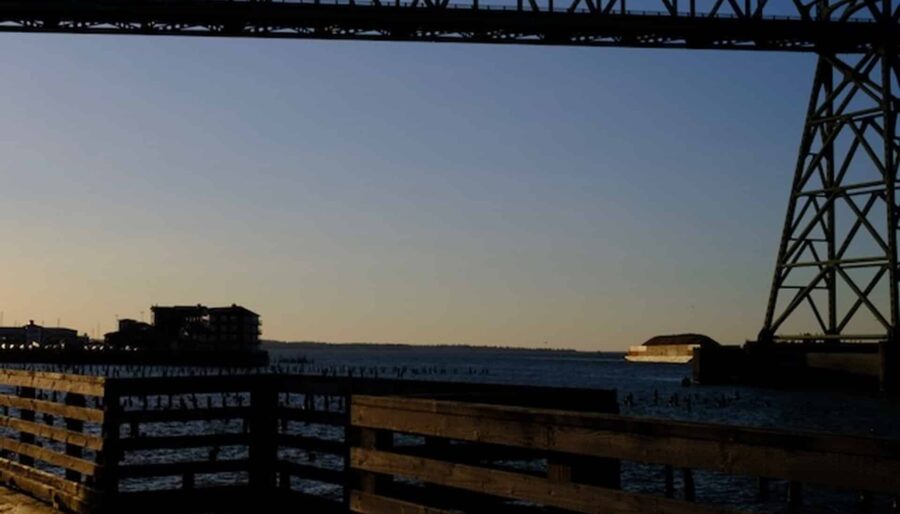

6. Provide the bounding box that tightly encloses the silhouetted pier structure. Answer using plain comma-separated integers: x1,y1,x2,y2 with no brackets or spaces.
0,368,893,513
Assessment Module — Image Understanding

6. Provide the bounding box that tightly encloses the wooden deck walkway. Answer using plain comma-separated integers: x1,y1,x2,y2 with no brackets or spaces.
0,486,56,513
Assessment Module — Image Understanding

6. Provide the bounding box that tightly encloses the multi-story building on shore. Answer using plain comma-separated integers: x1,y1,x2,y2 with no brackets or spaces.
105,304,261,352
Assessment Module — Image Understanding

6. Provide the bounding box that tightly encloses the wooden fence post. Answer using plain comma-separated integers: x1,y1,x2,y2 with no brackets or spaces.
664,465,675,498
19,387,35,467
249,376,278,509
357,427,393,495
788,481,803,511
757,477,770,501
682,468,695,502
64,392,86,483
97,382,121,512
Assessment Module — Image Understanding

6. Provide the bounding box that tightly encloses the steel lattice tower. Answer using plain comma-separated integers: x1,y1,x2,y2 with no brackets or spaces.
760,0,899,374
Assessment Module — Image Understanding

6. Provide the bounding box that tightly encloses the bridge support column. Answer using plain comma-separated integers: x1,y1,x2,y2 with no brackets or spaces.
881,336,900,393
761,30,899,357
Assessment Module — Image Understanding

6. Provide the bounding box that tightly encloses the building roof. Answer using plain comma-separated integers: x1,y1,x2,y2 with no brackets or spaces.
208,305,258,317
641,333,720,347
151,305,206,313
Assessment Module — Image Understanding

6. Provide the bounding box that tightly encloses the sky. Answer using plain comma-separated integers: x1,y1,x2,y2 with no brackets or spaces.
0,32,818,349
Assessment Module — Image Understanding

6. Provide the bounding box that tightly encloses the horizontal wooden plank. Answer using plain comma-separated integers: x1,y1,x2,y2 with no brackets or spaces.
278,407,346,426
109,376,258,396
0,393,103,423
396,442,543,464
280,490,346,514
0,454,96,498
118,459,250,478
350,491,460,514
278,434,346,454
351,396,900,494
277,375,352,395
119,433,249,451
278,376,616,413
352,448,743,514
0,435,98,476
278,460,345,484
0,456,98,514
112,485,252,513
0,370,105,397
116,407,252,423
352,396,897,457
0,415,103,451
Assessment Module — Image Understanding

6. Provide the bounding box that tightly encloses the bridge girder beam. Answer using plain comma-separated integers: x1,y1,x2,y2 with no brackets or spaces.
0,0,893,52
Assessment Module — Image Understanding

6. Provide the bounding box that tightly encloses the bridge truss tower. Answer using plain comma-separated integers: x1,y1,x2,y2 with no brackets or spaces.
760,0,899,370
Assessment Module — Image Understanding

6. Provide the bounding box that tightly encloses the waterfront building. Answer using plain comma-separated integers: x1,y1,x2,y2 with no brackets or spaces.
0,321,87,350
104,304,261,351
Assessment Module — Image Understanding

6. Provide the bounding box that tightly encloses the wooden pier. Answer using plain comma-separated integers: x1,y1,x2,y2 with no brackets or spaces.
0,369,893,513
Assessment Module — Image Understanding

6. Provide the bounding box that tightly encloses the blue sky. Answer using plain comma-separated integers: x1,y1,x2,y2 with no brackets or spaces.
0,33,816,348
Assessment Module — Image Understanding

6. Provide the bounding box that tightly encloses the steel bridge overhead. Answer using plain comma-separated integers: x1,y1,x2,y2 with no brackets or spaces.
0,0,892,52
0,1,897,354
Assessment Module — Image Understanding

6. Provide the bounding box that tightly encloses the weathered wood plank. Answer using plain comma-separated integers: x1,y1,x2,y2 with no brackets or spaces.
110,485,253,513
278,376,618,414
118,459,250,478
351,448,745,514
278,407,346,426
350,396,900,494
116,407,252,423
0,456,98,514
278,460,345,484
109,376,252,396
0,436,98,476
0,393,103,423
352,396,896,457
280,489,347,514
118,433,250,451
0,455,95,497
0,415,102,451
277,434,345,454
350,490,461,514
0,481,74,514
0,370,105,397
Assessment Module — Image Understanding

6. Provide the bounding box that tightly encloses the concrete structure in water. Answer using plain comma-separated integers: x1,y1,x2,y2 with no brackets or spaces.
693,340,884,389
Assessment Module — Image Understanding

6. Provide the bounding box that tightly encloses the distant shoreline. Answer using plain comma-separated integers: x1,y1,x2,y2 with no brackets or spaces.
262,340,624,355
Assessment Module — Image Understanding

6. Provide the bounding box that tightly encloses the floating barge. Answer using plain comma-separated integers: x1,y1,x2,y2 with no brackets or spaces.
626,333,719,364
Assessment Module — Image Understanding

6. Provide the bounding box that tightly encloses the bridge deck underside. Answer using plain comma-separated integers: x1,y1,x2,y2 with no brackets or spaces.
0,0,893,51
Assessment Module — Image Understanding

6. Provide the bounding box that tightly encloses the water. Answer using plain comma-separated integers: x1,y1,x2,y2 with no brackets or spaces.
270,343,900,437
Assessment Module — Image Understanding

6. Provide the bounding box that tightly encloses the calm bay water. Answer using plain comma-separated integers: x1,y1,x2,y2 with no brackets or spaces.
271,343,900,437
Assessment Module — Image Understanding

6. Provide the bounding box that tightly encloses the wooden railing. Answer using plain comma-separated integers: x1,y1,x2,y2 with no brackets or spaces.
96,373,616,512
273,376,618,513
348,395,900,514
0,369,107,513
0,368,895,514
